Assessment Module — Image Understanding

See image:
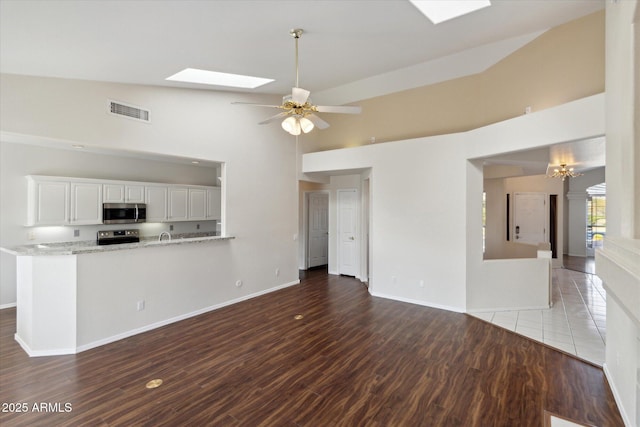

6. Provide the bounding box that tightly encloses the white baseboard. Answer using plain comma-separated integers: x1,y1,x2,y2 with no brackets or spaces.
14,333,76,357
370,291,465,313
466,305,550,313
0,302,17,310
602,362,634,427
18,279,300,357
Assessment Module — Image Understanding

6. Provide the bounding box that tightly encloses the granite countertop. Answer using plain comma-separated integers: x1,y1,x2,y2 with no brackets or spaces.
1,232,234,256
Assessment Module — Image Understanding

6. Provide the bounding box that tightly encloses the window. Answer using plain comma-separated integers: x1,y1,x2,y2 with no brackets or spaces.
586,194,606,249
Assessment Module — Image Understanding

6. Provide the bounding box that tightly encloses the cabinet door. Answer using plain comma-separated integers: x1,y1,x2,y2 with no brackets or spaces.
168,187,189,221
103,184,125,203
29,179,70,225
125,185,145,203
145,186,168,222
71,182,102,224
189,188,207,220
207,187,221,220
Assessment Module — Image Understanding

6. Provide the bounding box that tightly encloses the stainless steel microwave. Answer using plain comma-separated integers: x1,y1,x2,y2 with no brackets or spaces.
103,203,146,224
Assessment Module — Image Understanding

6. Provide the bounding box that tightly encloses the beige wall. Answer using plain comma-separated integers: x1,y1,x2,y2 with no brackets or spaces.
302,10,604,152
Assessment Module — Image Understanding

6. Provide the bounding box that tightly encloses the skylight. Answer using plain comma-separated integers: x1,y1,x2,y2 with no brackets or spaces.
166,68,274,89
408,0,491,24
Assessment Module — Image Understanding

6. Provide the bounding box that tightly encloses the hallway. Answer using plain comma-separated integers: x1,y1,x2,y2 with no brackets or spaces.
470,267,606,366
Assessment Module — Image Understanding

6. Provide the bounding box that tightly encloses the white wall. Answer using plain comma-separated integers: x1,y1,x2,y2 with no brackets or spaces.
0,73,299,311
303,93,605,313
598,2,640,426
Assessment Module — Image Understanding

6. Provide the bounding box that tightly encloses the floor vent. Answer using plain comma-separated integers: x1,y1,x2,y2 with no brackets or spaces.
108,100,151,123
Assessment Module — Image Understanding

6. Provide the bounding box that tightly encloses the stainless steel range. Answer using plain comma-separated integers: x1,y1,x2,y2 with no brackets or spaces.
97,229,140,245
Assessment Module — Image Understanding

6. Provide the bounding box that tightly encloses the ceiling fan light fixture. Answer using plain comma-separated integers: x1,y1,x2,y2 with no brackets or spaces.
299,117,315,133
282,116,301,135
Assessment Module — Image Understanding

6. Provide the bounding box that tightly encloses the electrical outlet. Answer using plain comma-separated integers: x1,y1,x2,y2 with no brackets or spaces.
74,229,80,237
137,300,145,311
419,280,425,288
27,230,36,240
235,280,243,288
275,268,280,277
169,225,174,231
196,224,200,230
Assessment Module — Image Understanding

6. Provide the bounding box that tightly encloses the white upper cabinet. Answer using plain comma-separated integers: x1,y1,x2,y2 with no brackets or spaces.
188,188,207,220
168,187,189,221
145,185,168,222
26,177,70,226
103,183,145,203
26,176,221,225
207,187,221,220
70,182,102,224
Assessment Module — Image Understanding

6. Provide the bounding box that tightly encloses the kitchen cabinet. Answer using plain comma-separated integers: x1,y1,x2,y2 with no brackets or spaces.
189,188,208,220
26,177,102,225
145,186,168,222
26,175,222,226
70,182,102,224
168,187,189,221
103,184,145,203
26,177,70,226
207,187,221,220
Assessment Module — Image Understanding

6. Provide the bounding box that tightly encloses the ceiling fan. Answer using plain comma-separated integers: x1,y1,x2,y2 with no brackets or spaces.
233,28,361,136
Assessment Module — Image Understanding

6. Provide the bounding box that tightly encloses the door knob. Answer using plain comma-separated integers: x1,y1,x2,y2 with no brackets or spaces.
349,236,355,240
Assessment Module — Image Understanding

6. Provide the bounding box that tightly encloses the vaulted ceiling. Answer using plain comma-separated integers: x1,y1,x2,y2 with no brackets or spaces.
0,0,604,104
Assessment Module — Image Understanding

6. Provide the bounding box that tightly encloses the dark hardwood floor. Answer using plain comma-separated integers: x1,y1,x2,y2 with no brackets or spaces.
0,269,623,426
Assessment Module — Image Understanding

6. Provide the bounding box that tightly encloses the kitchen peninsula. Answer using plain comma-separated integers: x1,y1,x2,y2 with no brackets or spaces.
2,233,238,357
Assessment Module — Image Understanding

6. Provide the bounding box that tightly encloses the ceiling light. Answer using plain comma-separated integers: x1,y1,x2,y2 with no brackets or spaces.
409,0,491,24
166,68,274,89
282,116,301,136
547,164,583,181
299,117,315,134
281,115,315,136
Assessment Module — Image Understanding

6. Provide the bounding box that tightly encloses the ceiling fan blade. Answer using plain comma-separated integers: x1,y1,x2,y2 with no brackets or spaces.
258,112,289,125
292,87,310,104
232,101,283,109
315,105,362,114
306,114,330,130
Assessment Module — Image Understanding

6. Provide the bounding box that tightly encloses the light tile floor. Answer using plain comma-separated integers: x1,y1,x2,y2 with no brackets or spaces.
470,267,606,366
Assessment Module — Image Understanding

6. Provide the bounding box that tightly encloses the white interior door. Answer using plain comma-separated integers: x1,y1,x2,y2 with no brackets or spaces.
338,189,358,276
308,192,329,268
513,192,546,245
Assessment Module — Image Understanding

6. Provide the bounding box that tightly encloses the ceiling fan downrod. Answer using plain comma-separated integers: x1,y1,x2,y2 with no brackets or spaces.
290,28,303,88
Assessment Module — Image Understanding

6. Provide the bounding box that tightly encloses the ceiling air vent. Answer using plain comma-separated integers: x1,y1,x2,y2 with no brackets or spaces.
108,100,151,123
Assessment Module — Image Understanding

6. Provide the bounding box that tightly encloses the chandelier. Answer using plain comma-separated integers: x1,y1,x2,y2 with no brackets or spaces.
547,164,583,181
